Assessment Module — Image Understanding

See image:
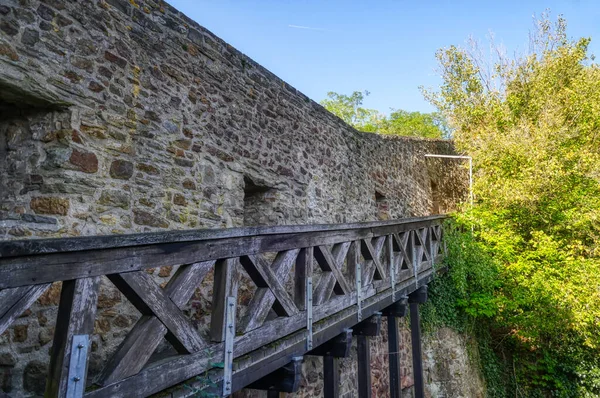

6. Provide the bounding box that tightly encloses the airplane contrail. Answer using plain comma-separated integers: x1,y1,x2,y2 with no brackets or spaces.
288,24,328,31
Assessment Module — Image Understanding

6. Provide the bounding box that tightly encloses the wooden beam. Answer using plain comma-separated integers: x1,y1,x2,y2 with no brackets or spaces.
210,258,239,342
247,356,303,393
324,354,339,398
294,247,314,311
381,297,408,318
387,316,401,398
354,312,382,337
308,328,352,358
0,284,50,335
45,277,99,397
108,271,205,353
408,285,428,304
98,261,214,386
357,334,371,398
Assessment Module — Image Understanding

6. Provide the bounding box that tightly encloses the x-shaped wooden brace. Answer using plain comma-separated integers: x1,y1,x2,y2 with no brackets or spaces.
392,232,413,271
414,228,431,264
239,253,299,321
238,249,300,333
99,261,214,386
361,236,387,285
313,243,352,305
431,225,442,256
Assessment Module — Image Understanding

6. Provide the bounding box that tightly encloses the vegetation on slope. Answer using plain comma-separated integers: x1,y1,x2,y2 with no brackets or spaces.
421,14,600,397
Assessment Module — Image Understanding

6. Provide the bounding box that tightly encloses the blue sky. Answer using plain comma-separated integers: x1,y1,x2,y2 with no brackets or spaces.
169,0,600,114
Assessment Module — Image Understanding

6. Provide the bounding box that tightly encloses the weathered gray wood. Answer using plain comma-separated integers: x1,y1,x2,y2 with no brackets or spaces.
239,254,298,317
314,245,351,295
108,271,205,353
46,277,100,397
347,240,361,287
357,334,372,398
361,238,386,282
98,261,214,385
393,233,413,270
0,215,447,258
294,247,314,311
0,284,50,335
85,269,438,398
239,250,299,333
210,258,239,342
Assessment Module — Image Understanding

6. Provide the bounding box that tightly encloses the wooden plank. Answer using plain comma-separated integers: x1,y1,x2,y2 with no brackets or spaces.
210,258,239,342
387,316,401,398
108,271,205,353
46,277,99,397
98,261,214,386
410,301,424,398
0,215,447,258
239,254,298,317
239,250,299,333
381,297,408,318
0,229,372,289
323,355,339,398
0,284,50,335
357,335,372,398
393,233,412,270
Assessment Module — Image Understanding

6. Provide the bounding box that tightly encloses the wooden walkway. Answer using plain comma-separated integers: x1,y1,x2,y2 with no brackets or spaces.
0,215,446,398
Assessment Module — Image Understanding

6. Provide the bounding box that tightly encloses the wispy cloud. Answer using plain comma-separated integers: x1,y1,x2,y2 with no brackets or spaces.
288,24,328,32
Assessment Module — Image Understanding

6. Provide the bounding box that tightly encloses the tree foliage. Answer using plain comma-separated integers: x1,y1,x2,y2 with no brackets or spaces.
423,14,600,396
320,90,448,138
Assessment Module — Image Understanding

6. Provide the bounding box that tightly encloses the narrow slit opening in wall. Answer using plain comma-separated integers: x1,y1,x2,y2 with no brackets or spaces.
243,176,275,226
375,191,389,221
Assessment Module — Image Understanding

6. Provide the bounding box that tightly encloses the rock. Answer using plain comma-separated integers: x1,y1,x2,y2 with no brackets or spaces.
88,81,105,93
21,28,39,46
158,266,172,277
133,209,168,228
98,190,130,209
13,325,28,343
136,163,159,175
69,149,99,173
0,353,16,367
0,6,10,15
104,51,127,68
36,4,55,21
0,19,18,36
110,159,134,179
30,197,69,215
23,361,46,395
38,328,53,346
37,283,61,306
173,194,186,206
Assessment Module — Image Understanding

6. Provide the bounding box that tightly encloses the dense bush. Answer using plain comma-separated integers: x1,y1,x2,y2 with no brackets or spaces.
421,15,600,397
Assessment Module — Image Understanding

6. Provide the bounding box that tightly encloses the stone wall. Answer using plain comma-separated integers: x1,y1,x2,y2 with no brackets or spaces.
0,0,473,396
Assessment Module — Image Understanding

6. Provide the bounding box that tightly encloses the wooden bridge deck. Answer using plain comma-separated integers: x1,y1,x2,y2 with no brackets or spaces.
0,215,446,397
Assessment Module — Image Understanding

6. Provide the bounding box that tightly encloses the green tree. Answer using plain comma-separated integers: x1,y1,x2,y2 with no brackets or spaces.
423,14,600,396
320,90,382,132
379,109,450,138
320,90,448,138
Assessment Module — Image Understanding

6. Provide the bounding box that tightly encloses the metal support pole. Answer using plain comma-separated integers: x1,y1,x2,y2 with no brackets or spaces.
409,302,424,398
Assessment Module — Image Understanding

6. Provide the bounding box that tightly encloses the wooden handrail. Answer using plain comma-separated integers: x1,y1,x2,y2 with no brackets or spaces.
0,215,447,397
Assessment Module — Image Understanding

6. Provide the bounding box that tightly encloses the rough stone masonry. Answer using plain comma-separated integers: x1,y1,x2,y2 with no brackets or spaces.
0,0,475,397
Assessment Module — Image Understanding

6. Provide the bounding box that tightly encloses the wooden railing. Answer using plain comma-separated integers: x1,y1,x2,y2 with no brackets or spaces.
0,215,446,397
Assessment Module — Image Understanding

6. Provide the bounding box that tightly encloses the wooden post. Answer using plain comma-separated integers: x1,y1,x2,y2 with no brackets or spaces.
354,313,380,398
45,277,100,397
324,354,339,398
382,296,408,398
388,316,401,398
357,335,371,398
408,286,428,398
